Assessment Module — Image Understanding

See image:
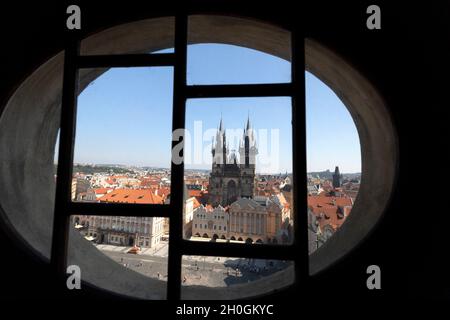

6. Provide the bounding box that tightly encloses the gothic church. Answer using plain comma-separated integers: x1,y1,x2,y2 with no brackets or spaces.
209,117,258,206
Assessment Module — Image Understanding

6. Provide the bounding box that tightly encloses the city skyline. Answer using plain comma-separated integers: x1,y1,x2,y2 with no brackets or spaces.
70,163,360,175
56,43,361,173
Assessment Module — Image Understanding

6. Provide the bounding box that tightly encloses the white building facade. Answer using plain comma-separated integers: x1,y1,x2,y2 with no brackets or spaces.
73,215,165,248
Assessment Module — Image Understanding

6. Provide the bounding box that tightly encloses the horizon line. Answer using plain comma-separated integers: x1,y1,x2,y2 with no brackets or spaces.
64,162,361,175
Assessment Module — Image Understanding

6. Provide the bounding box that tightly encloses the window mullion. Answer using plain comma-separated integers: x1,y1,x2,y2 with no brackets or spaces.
186,83,293,98
50,39,80,280
291,28,309,285
167,13,188,301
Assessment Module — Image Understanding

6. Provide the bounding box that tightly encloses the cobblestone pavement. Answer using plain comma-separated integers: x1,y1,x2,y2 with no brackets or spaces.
181,256,292,287
95,240,169,257
94,243,291,288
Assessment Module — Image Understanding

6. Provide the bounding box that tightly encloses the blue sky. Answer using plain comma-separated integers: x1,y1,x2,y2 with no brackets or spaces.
69,44,361,173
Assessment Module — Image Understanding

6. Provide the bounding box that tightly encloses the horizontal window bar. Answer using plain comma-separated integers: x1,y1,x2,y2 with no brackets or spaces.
67,202,171,217
76,53,176,69
185,83,293,99
180,240,296,261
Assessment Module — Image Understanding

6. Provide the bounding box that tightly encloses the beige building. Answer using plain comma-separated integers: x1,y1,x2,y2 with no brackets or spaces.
191,195,291,244
229,196,290,244
192,205,229,240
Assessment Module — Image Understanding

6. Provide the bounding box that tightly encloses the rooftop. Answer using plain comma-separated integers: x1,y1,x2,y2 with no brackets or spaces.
97,189,164,204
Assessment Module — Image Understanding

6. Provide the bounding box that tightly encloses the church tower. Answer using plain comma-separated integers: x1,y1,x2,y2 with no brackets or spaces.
332,166,341,188
212,117,227,166
239,116,258,199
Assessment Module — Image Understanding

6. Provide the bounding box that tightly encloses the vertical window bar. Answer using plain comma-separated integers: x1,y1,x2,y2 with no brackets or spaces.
50,39,80,280
167,13,188,301
291,28,309,284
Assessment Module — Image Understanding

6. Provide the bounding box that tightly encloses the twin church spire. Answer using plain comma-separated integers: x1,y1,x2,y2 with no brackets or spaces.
211,116,258,167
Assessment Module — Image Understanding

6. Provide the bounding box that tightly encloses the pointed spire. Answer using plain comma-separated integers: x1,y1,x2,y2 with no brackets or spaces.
246,113,251,130
219,116,223,132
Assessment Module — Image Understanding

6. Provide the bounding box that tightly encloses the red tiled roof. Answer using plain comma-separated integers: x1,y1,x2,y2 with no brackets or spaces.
94,188,112,195
188,189,203,198
308,195,352,230
308,195,352,208
155,187,170,199
98,189,164,204
310,206,345,230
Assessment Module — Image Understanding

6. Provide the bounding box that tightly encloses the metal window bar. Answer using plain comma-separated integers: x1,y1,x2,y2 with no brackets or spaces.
166,13,188,300
186,83,293,99
51,14,308,300
291,26,309,287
